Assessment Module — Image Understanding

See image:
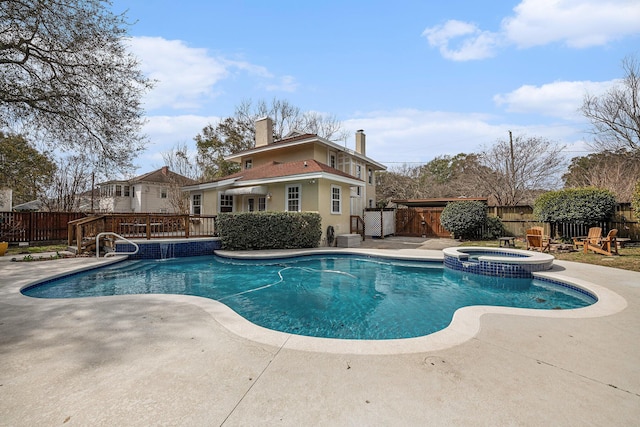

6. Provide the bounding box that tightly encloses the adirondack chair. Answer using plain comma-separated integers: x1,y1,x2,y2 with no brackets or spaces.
526,227,550,252
585,229,618,256
572,227,602,251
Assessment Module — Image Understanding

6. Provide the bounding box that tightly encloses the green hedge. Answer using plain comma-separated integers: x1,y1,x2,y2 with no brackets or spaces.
533,188,617,224
440,200,487,240
217,212,322,250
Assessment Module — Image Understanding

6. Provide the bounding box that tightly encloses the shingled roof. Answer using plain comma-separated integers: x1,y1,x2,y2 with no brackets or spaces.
101,166,197,187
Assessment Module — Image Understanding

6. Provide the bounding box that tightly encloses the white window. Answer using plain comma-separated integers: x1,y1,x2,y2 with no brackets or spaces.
368,168,373,184
258,197,266,211
115,185,122,197
328,151,337,168
244,159,253,170
124,185,130,197
247,198,255,212
192,194,201,215
220,194,233,212
286,185,301,212
369,199,374,208
160,188,167,199
331,185,341,214
356,165,362,179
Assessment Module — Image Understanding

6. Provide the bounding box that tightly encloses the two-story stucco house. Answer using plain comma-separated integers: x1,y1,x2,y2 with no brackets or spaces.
98,166,196,213
182,117,386,243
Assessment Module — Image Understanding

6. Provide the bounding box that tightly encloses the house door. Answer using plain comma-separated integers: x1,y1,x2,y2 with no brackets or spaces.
245,196,266,212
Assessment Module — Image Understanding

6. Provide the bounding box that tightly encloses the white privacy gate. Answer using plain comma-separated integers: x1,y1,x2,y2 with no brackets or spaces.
363,208,395,237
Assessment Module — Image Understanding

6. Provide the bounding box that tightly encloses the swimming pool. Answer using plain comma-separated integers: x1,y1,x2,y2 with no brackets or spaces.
22,254,596,340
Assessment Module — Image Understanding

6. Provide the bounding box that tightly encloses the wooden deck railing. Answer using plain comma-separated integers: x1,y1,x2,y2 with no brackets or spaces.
68,213,217,254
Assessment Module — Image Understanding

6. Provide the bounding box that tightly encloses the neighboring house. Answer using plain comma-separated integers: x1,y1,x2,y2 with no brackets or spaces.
12,199,42,211
98,166,196,213
182,117,386,242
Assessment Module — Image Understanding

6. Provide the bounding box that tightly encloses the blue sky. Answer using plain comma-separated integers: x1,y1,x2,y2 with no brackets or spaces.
111,0,640,175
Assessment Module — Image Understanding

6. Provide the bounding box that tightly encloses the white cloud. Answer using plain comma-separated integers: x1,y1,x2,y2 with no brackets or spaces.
128,37,230,111
341,109,593,166
135,114,220,172
265,75,299,92
344,110,509,163
423,0,640,60
493,80,618,119
127,37,299,112
422,20,501,61
504,0,640,48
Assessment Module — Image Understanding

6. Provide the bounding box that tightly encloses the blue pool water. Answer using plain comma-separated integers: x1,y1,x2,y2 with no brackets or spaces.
22,255,596,340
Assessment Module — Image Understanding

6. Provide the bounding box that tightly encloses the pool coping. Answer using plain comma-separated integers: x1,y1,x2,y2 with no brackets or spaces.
442,246,555,265
8,247,627,355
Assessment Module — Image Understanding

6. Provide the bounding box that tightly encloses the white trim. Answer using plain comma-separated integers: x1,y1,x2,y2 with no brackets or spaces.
331,184,342,214
182,177,240,192
285,184,301,212
218,193,234,213
191,192,202,215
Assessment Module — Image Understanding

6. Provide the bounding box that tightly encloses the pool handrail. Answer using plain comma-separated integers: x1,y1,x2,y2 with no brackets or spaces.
96,232,139,258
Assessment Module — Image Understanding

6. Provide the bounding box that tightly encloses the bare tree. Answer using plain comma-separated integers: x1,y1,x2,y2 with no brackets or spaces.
235,98,349,141
476,134,565,206
582,55,640,152
0,0,153,170
162,142,201,181
563,149,640,202
161,143,200,213
42,154,93,212
196,98,349,180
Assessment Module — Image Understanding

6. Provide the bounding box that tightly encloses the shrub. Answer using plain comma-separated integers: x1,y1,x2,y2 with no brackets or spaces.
533,188,617,224
440,200,487,240
217,212,322,250
482,216,507,240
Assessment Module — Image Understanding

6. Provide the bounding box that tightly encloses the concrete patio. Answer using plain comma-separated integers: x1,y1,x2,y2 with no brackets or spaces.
1,243,639,426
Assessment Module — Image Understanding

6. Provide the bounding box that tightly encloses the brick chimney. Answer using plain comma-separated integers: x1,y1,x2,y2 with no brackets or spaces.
255,117,274,147
161,166,169,175
355,129,366,155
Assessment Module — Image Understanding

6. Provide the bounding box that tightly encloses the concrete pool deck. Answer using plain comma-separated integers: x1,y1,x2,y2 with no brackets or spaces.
1,245,639,425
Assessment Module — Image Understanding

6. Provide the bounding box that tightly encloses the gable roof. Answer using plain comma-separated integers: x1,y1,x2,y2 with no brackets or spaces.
183,159,363,191
100,167,197,186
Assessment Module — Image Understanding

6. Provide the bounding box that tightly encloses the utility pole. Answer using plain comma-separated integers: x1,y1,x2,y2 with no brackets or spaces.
509,130,516,204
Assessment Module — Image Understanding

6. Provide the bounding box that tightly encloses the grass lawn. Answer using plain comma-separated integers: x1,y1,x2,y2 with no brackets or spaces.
5,243,69,256
461,240,640,273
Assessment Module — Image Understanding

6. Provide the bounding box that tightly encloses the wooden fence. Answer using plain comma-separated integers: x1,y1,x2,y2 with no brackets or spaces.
0,212,87,243
490,205,638,240
0,212,218,245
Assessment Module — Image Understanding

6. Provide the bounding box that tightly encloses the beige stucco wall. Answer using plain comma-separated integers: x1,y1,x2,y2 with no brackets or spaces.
194,178,351,246
317,180,350,243
248,145,317,168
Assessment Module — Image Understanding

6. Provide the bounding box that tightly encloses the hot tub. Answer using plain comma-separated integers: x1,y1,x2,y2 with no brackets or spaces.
442,247,554,278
